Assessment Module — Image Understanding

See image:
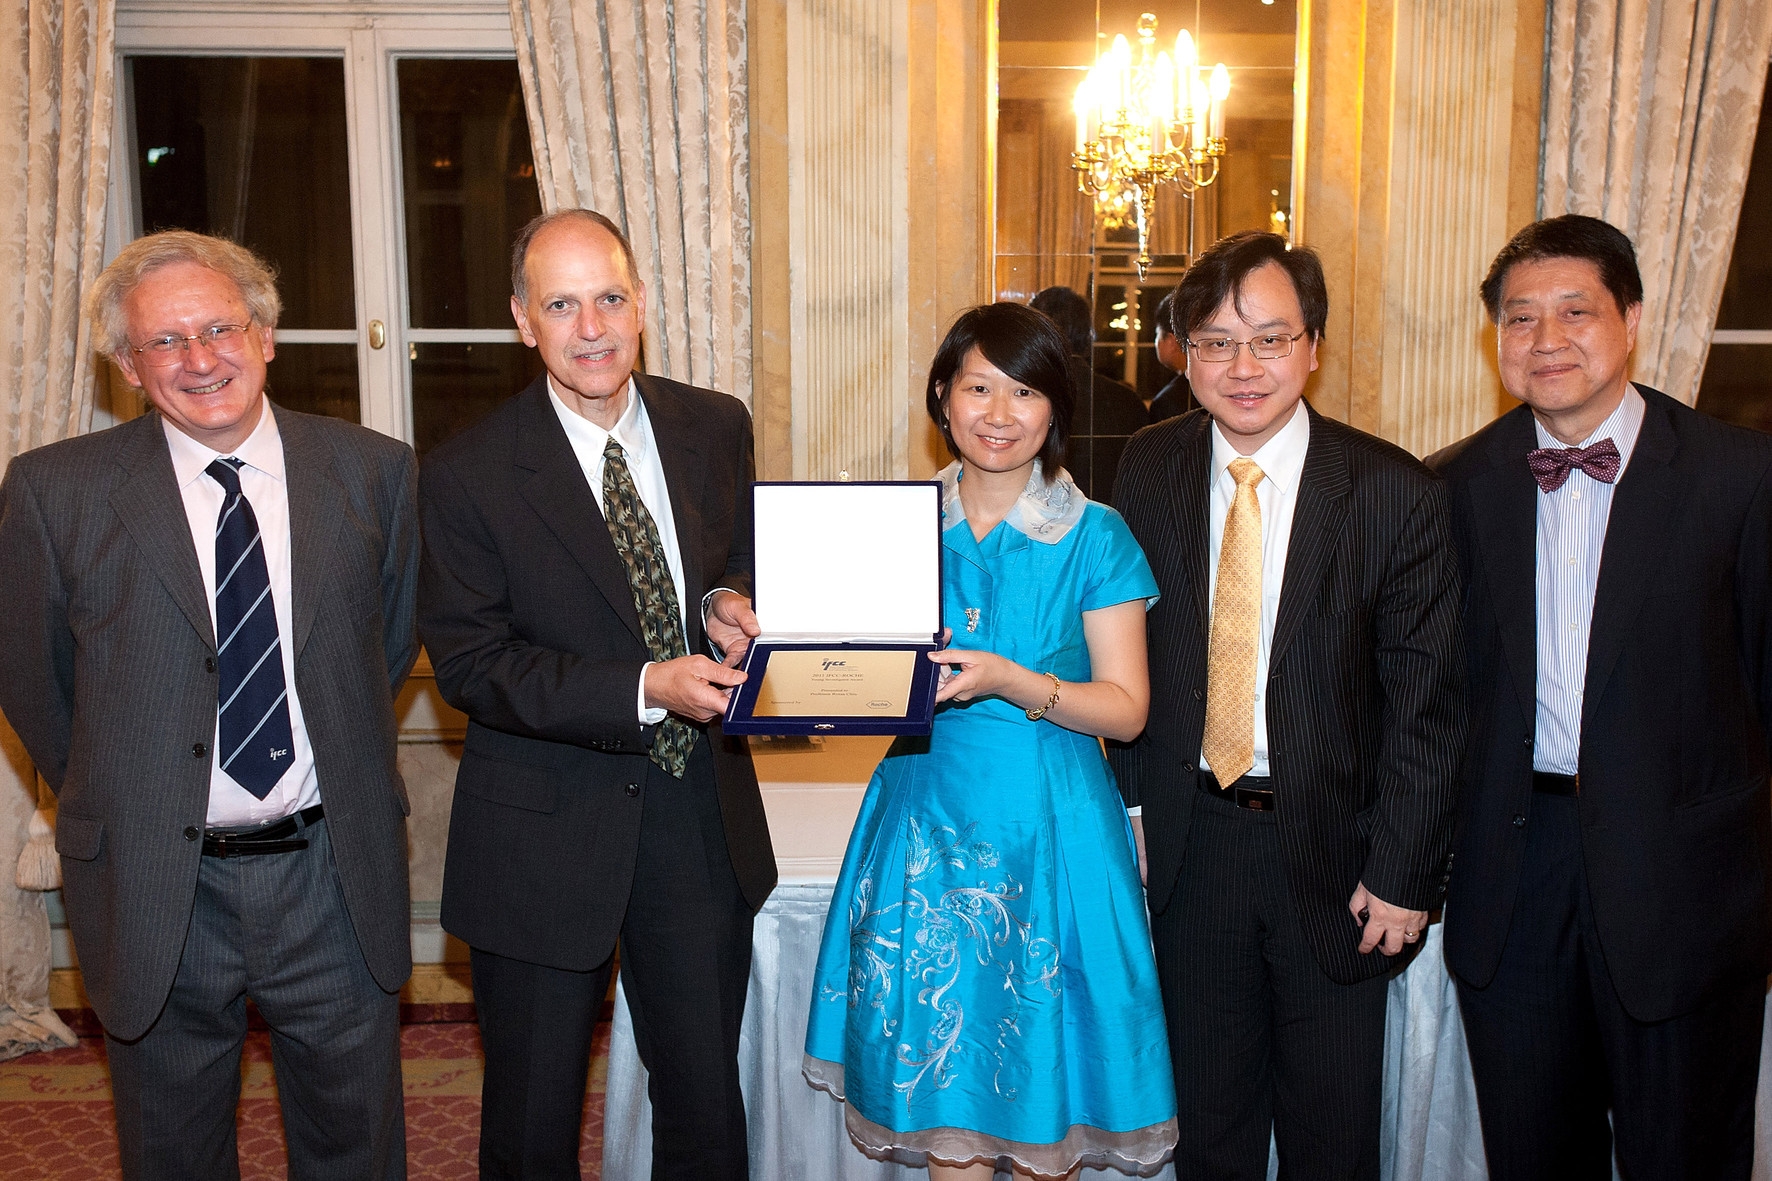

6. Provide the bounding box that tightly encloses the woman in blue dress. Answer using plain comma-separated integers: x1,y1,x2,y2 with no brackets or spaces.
804,302,1177,1179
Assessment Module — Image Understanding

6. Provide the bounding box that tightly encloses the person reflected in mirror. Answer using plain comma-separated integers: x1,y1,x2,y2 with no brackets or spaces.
1030,285,1149,505
1147,288,1195,422
804,301,1177,1181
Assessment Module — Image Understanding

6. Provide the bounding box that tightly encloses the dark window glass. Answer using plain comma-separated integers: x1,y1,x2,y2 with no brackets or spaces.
132,56,355,331
411,343,542,458
398,60,543,329
267,343,360,423
1695,344,1772,434
1714,108,1772,332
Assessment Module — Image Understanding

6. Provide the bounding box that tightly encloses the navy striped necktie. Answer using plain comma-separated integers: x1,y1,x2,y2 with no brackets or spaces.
208,458,294,798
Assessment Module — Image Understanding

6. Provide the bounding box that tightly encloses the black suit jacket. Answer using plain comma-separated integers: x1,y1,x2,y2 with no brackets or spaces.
0,407,419,1040
1110,405,1466,984
417,373,776,972
1064,356,1150,504
1429,385,1772,1021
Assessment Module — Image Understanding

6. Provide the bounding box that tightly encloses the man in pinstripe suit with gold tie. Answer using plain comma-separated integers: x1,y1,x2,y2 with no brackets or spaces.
0,231,418,1179
1110,230,1466,1180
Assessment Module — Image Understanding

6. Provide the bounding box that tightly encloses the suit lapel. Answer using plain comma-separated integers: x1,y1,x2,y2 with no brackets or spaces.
1270,410,1350,671
108,415,215,648
276,408,347,658
636,375,708,652
1469,407,1540,730
1164,413,1214,640
515,379,647,647
1582,389,1680,729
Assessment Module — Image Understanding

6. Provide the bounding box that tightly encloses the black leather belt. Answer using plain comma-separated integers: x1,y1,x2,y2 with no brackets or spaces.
1199,771,1276,812
202,804,324,858
1533,772,1579,796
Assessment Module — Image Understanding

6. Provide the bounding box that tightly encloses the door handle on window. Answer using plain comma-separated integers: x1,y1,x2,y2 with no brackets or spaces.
368,320,386,349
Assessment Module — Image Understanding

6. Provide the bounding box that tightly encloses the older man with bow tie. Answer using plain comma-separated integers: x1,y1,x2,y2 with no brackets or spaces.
1430,214,1772,1181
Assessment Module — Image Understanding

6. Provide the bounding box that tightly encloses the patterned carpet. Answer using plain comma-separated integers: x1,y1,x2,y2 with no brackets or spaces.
0,1021,609,1180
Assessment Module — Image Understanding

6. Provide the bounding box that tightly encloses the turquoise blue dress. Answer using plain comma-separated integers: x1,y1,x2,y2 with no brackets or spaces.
804,464,1178,1176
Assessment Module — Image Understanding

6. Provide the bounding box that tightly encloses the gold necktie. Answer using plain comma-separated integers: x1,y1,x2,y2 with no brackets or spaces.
1202,458,1265,786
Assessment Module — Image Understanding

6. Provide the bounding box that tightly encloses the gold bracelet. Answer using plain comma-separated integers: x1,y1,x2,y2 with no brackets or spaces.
1025,672,1061,721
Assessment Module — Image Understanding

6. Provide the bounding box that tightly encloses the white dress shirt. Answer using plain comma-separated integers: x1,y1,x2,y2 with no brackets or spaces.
164,403,320,827
1532,385,1645,775
1199,399,1312,779
546,376,688,725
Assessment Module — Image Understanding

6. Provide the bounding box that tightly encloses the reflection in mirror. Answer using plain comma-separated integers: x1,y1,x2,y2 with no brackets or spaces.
996,1,1298,499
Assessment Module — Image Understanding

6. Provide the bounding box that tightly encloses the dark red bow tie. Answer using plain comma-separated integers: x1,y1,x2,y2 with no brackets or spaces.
1527,438,1621,493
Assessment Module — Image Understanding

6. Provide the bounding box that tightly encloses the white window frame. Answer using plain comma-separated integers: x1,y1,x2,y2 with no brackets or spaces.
110,0,527,445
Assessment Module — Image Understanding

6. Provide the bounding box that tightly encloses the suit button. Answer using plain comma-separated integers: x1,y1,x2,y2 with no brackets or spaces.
204,657,217,674
1192,688,1203,701
1512,814,1527,828
1182,763,1196,774
1523,736,1533,747
184,826,200,841
193,742,208,759
625,783,640,798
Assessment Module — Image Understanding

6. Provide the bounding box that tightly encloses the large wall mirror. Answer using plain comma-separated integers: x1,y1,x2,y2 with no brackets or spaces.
996,0,1298,482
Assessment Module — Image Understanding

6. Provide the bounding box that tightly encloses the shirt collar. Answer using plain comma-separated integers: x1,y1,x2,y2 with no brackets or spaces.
1210,398,1311,496
938,459,1088,545
1531,383,1645,473
162,399,284,490
547,375,649,457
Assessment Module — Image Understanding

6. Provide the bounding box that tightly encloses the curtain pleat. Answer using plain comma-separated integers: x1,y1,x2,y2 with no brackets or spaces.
510,0,753,406
1540,0,1772,404
0,0,113,1060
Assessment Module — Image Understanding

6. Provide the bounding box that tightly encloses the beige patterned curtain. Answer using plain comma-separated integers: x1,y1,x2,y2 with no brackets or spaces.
1541,0,1772,405
509,0,752,406
0,0,113,1059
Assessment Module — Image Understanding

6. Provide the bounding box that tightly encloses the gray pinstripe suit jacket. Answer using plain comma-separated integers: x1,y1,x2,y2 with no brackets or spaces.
0,405,419,1040
1108,404,1467,984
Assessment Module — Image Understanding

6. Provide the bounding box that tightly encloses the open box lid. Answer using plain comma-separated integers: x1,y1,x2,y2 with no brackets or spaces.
751,480,942,643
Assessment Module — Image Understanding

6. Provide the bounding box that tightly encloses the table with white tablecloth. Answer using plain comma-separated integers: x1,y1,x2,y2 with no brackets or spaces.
599,875,1772,1180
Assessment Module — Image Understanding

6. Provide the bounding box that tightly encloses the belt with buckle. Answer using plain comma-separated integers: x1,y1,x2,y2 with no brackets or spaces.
1532,772,1579,796
1199,771,1276,812
202,804,324,858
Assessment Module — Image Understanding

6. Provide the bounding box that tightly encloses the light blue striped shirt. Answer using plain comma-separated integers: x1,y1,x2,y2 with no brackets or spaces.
1533,386,1645,775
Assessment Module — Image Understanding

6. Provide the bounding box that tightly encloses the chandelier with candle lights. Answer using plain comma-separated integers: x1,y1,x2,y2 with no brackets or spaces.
1072,12,1231,278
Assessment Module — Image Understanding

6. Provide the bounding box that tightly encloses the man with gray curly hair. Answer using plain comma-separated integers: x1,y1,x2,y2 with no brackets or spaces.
0,229,419,1179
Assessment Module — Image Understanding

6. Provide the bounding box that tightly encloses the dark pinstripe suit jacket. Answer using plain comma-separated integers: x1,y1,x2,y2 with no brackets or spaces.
1109,405,1467,984
0,406,420,1040
1430,386,1772,1022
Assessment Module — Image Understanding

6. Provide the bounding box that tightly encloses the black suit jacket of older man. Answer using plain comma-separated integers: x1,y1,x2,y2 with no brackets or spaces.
1109,404,1466,985
1429,384,1772,1022
417,372,776,973
0,406,419,1042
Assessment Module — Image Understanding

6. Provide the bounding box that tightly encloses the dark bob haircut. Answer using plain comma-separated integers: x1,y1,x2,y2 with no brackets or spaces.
1479,214,1643,323
1171,231,1329,343
1028,286,1094,357
926,302,1075,482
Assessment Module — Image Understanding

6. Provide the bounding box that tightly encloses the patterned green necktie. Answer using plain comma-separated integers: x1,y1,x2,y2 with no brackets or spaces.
601,437,696,778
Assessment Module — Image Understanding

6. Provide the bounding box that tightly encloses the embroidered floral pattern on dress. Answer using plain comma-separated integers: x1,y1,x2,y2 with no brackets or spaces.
829,818,1062,1109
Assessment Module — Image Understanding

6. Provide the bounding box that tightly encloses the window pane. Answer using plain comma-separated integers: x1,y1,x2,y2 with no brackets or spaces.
399,60,543,329
1696,344,1772,434
268,343,361,423
411,342,542,458
1715,103,1772,331
131,57,355,331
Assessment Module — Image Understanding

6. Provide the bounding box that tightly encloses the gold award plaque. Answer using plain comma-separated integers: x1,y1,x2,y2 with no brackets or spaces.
753,649,918,717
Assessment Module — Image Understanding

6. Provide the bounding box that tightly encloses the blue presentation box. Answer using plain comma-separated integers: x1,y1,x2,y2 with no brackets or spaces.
722,480,943,737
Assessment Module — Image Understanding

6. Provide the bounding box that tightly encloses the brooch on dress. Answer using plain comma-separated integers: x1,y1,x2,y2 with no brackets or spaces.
964,608,981,633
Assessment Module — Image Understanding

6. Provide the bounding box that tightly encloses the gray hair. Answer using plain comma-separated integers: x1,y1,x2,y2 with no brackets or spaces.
509,208,638,303
88,231,281,356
